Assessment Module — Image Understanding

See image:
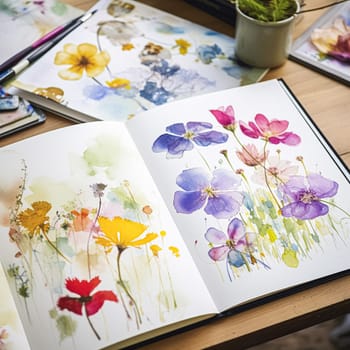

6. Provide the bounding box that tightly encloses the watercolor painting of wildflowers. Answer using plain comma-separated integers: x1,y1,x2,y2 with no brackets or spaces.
127,78,350,312
12,0,266,122
0,123,217,350
290,2,350,86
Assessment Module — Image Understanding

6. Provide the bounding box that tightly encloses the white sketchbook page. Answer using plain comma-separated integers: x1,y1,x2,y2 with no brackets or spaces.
0,263,31,350
11,0,266,122
0,0,82,64
0,122,217,350
126,79,350,312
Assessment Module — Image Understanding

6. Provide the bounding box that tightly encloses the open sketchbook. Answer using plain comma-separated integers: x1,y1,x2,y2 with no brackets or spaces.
0,79,349,350
8,0,267,123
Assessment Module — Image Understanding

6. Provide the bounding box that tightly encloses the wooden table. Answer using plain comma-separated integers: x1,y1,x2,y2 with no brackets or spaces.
1,1,350,349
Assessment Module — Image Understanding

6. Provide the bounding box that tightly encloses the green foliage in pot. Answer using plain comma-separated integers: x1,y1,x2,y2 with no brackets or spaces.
237,0,298,22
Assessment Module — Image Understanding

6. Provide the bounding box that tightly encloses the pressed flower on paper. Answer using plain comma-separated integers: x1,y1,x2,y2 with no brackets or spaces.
311,18,350,62
54,43,110,80
174,39,191,55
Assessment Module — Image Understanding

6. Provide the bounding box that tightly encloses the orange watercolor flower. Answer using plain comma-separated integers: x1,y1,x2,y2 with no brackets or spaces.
18,201,51,237
71,208,91,232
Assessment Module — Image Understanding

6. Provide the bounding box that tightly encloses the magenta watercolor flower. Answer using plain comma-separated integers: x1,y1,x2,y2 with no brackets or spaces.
209,105,236,130
173,167,243,219
279,173,339,220
239,113,301,145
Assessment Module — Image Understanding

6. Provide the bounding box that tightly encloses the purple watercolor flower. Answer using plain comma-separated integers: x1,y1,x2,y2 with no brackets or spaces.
206,218,254,262
173,167,243,219
152,122,228,158
279,173,339,220
205,218,270,280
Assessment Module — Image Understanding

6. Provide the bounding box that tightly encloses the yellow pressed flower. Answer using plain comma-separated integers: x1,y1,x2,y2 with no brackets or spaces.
18,201,51,237
175,39,191,55
150,244,162,257
54,43,110,80
168,246,180,257
33,86,64,103
122,43,135,51
106,77,131,89
96,216,157,251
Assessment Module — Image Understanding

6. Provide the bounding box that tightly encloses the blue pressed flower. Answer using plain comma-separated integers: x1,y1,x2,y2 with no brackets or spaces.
196,44,223,64
152,122,228,158
155,22,185,34
151,60,180,78
173,167,243,219
83,85,109,100
140,81,171,105
279,173,339,220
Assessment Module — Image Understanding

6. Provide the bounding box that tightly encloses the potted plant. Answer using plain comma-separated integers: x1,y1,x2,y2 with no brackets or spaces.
235,0,300,68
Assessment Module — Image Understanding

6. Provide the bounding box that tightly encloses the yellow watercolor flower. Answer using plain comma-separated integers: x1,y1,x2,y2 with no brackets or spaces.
96,216,157,252
150,244,162,257
168,246,180,257
18,201,51,237
54,43,110,80
160,230,166,237
122,43,135,51
106,77,131,89
266,227,277,243
175,39,191,55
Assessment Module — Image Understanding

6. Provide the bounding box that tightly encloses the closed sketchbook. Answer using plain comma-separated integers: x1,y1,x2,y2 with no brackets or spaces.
8,0,267,123
0,79,349,350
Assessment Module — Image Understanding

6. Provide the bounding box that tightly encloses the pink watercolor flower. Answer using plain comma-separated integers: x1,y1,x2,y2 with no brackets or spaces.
236,143,268,166
251,155,299,187
209,105,236,129
239,113,301,146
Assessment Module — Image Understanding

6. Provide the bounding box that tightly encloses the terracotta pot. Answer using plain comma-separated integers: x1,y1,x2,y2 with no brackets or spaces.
235,1,300,68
